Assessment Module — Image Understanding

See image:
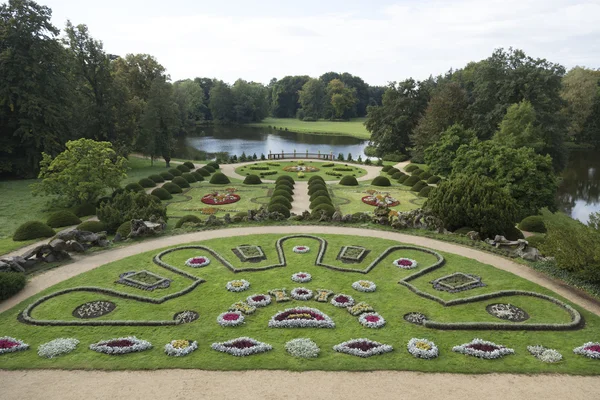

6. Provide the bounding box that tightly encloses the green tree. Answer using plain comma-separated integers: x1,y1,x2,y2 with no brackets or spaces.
494,100,543,150
173,79,205,134
208,80,234,122
111,54,166,102
326,79,357,119
560,67,600,141
32,139,128,205
270,75,310,118
424,124,476,176
231,79,269,123
298,78,325,119
579,90,600,148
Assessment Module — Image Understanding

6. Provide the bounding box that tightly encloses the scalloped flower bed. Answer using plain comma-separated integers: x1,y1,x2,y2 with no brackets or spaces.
358,312,386,328
217,311,245,327
229,301,256,315
573,342,600,359
211,337,272,357
393,258,417,269
246,294,271,307
361,192,399,207
285,338,320,358
291,287,313,301
352,280,376,292
269,289,290,302
527,345,563,363
315,289,334,302
90,336,152,355
226,279,250,292
293,246,310,254
452,338,514,359
268,307,335,328
407,338,438,359
347,302,374,316
201,192,240,205
291,271,312,282
38,338,79,359
185,256,210,268
0,337,29,355
331,294,355,308
165,339,198,357
333,338,393,358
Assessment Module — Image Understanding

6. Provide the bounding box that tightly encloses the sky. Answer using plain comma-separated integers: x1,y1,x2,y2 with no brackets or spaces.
41,0,600,85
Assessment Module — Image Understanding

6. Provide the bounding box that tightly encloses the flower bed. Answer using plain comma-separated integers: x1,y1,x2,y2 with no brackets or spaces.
285,338,320,358
165,339,198,357
72,300,116,319
0,337,29,355
211,337,272,357
315,289,334,302
268,307,335,328
201,192,241,205
217,311,245,327
352,280,376,292
293,246,310,254
269,289,290,302
486,303,529,322
333,338,393,358
89,336,152,355
229,301,256,315
361,192,399,207
117,270,170,291
291,287,313,300
452,338,514,359
226,279,250,292
358,312,386,328
38,338,79,359
331,293,355,308
403,312,428,325
431,272,485,293
291,272,312,283
573,342,600,359
407,338,438,359
527,345,563,363
173,310,199,324
283,165,319,172
185,256,211,268
246,294,271,307
347,302,374,316
393,258,418,269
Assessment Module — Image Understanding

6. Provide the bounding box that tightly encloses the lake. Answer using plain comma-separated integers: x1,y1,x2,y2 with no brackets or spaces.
557,149,600,223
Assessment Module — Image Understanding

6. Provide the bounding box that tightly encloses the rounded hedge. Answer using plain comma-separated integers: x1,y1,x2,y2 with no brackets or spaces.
411,168,424,177
172,176,190,188
275,184,294,195
386,167,400,176
526,234,546,249
310,196,333,209
410,181,428,192
427,175,441,184
418,186,433,198
160,171,174,180
203,165,216,173
307,176,323,184
267,203,290,218
73,202,96,217
0,272,26,301
209,172,231,184
381,165,392,172
207,161,219,169
311,203,335,217
149,174,165,183
277,175,296,184
182,173,197,183
168,168,182,176
339,175,359,186
270,196,292,209
175,214,202,229
138,178,156,188
371,176,391,187
47,211,81,228
276,180,295,190
111,188,125,198
96,196,111,208
244,174,262,184
308,184,327,195
176,164,190,173
197,168,211,177
13,221,56,241
77,220,106,233
116,221,131,238
391,172,405,180
419,170,432,180
310,190,330,201
125,182,145,192
505,225,525,241
405,164,419,172
397,175,409,184
151,187,173,200
149,194,162,204
191,172,204,182
518,215,547,233
273,190,293,201
163,182,183,194
403,175,421,187
183,161,195,169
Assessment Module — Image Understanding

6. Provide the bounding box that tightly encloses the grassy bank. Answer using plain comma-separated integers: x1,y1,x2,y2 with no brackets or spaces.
246,118,370,140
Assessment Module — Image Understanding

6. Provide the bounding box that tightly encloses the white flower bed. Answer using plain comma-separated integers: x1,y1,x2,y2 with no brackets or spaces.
89,336,152,355
393,258,418,269
333,338,393,358
527,345,563,363
185,256,210,268
0,336,29,355
358,312,386,328
285,338,320,358
331,293,355,308
291,287,314,300
217,311,245,327
352,280,376,292
573,342,600,359
407,338,439,359
268,307,335,328
452,338,514,359
226,279,250,292
291,272,312,283
164,340,198,357
246,294,271,307
293,246,310,254
37,338,79,359
211,337,272,357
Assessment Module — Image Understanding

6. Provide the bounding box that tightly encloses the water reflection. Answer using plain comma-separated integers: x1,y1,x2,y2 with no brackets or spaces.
557,149,600,223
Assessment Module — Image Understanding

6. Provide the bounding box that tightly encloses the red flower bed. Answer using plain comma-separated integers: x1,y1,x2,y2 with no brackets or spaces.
105,339,135,348
275,309,325,321
0,339,18,349
466,343,500,352
347,341,381,352
584,344,600,352
365,315,381,323
222,313,241,321
334,295,351,304
361,192,399,207
251,295,266,302
224,339,256,349
201,192,240,205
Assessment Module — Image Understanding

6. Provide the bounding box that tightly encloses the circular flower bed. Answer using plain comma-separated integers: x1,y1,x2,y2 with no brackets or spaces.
38,338,79,359
358,312,386,328
352,280,376,292
226,279,250,292
0,337,29,355
573,342,600,359
201,192,240,205
291,287,314,301
89,336,152,355
452,338,514,359
185,256,210,268
331,293,355,308
291,271,311,282
164,339,198,357
403,312,428,325
361,192,399,207
173,310,199,324
293,246,310,254
407,338,439,359
285,338,320,358
217,311,245,327
393,258,418,269
72,300,116,319
486,303,529,322
528,345,563,363
283,165,319,172
246,294,271,307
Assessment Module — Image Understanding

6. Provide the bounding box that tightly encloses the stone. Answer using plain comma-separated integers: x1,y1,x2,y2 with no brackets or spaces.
0,259,25,273
113,232,122,242
466,231,481,241
66,240,86,253
49,238,67,252
518,246,541,262
331,211,342,222
129,219,164,238
96,239,110,247
341,214,353,223
223,213,232,224
318,210,330,222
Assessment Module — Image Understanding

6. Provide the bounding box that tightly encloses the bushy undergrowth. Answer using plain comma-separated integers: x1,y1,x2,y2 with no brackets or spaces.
76,220,106,233
0,272,26,301
97,191,167,233
175,215,202,228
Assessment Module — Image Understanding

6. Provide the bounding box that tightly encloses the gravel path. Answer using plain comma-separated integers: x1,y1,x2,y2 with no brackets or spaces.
290,181,310,214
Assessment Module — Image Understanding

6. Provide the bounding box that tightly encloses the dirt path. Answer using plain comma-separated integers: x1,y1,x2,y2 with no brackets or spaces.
394,160,411,172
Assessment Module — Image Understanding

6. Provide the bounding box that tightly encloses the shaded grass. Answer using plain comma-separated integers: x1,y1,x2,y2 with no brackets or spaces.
235,161,368,182
246,118,370,139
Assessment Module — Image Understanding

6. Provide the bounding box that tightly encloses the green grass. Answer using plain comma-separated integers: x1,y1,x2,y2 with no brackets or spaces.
331,183,425,214
235,161,368,182
246,118,370,139
1,233,599,374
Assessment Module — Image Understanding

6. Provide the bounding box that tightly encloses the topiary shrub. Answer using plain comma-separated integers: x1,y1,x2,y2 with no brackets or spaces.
273,190,293,201
160,171,174,180
505,225,525,241
162,182,182,194
268,203,290,218
244,174,262,184
398,175,409,184
149,174,165,183
310,196,333,209
111,188,125,198
403,175,420,187
381,165,392,172
125,182,145,192
175,214,202,229
526,234,546,249
308,184,327,195
183,161,195,169
191,172,204,182
207,161,219,169
410,181,427,192
518,216,547,233
310,190,330,202
311,203,335,218
203,165,216,173
427,175,441,184
77,220,106,233
73,202,96,217
386,167,399,176
307,176,323,184
339,176,359,186
419,170,432,180
418,186,433,198
275,184,294,195
138,178,156,188
371,176,391,187
411,168,424,177
116,220,131,238
0,272,26,301
168,168,182,176
453,227,475,235
176,164,190,173
13,221,56,241
405,164,419,172
46,211,81,228
197,168,211,177
151,187,173,200
97,191,168,233
391,172,405,180
172,176,190,188
182,173,197,183
277,180,295,190
277,175,295,185
270,196,292,209
209,172,230,184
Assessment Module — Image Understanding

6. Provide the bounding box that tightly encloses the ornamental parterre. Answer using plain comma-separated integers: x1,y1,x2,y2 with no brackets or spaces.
403,312,428,326
38,338,79,359
269,289,290,302
229,301,256,315
527,345,563,363
352,280,376,292
285,338,320,358
0,336,29,355
89,336,152,355
246,294,271,307
217,311,245,327
185,256,211,268
291,271,312,283
431,272,485,293
573,342,600,359
226,279,250,292
268,307,335,328
315,289,334,302
393,258,418,269
293,246,310,254
358,312,386,328
333,338,393,358
72,300,116,319
361,191,399,207
407,338,439,359
291,287,314,301
347,302,374,316
173,310,199,324
201,192,241,205
452,338,514,359
116,270,171,291
211,337,272,357
486,303,529,322
331,293,355,308
164,339,198,357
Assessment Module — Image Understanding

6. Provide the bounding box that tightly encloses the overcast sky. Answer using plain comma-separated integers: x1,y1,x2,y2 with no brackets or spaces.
42,0,600,85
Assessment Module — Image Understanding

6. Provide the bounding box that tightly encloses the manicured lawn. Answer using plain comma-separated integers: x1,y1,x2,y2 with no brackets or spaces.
331,183,426,214
235,161,368,182
246,118,370,140
1,233,598,374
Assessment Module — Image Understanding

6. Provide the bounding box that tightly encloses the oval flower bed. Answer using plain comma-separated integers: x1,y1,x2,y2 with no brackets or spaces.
361,192,399,207
393,258,418,269
333,338,393,358
352,280,376,292
268,307,335,328
217,311,245,327
246,294,271,307
0,336,29,355
573,342,600,359
285,338,320,358
211,337,272,357
331,294,355,308
38,338,79,359
358,312,386,328
407,338,439,359
89,336,152,355
528,345,563,363
293,246,310,254
452,338,514,359
201,192,241,205
164,339,198,357
226,279,250,292
291,287,313,301
291,271,311,282
185,256,210,268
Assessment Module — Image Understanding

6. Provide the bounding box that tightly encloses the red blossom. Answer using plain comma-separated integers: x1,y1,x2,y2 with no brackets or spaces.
466,343,500,352
0,339,19,349
584,345,600,353
222,313,240,321
334,295,350,304
105,339,135,348
252,295,266,302
346,341,381,352
224,340,256,349
365,315,380,323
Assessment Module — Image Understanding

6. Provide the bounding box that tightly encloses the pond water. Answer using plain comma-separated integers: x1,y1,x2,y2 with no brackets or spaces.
557,149,600,223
